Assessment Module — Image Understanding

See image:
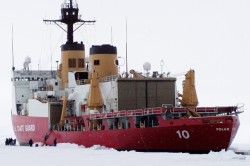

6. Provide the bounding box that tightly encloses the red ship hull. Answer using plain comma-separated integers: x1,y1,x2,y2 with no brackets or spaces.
11,111,240,153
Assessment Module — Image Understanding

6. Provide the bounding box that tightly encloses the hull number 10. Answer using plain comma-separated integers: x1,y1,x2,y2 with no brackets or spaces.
176,130,190,139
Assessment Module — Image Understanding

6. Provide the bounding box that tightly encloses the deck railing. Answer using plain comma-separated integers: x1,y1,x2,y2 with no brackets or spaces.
100,75,119,82
88,106,240,120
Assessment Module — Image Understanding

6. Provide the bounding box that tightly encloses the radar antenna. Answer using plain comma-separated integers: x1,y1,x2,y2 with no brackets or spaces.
43,0,95,44
11,25,15,71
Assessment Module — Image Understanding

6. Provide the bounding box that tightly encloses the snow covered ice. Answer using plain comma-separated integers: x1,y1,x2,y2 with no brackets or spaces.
0,141,250,166
0,122,249,166
1,128,250,166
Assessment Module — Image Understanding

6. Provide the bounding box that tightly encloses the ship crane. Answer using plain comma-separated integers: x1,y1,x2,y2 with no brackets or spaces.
178,69,200,117
130,69,145,78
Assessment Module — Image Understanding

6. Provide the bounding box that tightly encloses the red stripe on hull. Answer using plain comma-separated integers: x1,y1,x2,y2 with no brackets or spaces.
11,114,239,152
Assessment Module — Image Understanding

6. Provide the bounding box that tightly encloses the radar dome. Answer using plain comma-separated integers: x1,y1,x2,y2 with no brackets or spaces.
23,56,31,70
25,56,31,64
143,62,151,71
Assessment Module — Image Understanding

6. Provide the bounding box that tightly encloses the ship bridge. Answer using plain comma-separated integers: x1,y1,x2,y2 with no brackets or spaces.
60,0,80,24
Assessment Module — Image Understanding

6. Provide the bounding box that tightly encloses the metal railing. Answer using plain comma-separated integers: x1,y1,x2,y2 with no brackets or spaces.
100,75,119,82
89,106,240,120
61,3,78,9
53,124,85,132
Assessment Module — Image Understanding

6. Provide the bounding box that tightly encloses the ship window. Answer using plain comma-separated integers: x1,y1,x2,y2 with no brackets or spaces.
115,59,119,66
78,58,85,68
75,72,88,80
94,60,100,65
68,59,76,68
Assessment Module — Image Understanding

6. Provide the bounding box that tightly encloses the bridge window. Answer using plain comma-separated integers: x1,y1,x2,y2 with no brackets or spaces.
68,59,76,68
78,58,85,68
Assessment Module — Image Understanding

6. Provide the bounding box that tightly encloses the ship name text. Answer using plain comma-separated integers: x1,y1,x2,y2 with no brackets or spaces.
216,128,229,131
14,124,36,132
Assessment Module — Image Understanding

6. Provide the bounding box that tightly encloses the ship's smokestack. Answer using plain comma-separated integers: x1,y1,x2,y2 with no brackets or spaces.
89,45,118,79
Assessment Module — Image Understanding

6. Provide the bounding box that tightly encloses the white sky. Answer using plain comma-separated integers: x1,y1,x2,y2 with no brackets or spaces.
0,0,250,144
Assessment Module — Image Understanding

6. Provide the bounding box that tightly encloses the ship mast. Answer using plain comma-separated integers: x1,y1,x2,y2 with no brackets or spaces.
43,0,97,125
43,0,95,44
43,0,95,87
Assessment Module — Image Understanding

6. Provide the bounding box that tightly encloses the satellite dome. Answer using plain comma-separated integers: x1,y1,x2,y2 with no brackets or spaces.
25,56,31,64
143,62,151,71
23,56,31,70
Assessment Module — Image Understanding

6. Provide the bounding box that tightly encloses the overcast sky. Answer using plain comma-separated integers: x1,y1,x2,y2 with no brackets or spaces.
0,0,249,144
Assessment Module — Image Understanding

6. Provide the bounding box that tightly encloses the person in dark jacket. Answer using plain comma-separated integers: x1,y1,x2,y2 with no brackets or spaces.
53,138,57,146
13,139,16,146
28,138,33,147
5,138,8,145
43,133,49,146
9,138,13,145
